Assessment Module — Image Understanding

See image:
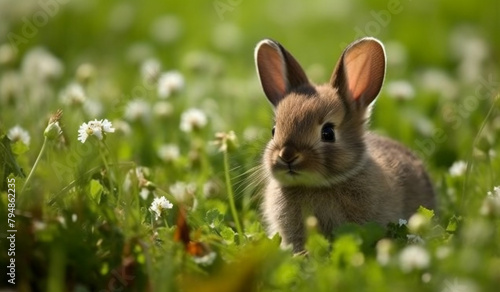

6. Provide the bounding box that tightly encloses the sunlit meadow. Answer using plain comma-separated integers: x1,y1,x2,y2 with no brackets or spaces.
1,0,499,291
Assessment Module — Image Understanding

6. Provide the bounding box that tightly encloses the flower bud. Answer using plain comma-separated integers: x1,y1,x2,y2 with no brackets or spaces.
44,121,62,140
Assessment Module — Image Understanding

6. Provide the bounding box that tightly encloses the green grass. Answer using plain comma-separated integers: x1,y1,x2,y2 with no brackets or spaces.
1,0,500,291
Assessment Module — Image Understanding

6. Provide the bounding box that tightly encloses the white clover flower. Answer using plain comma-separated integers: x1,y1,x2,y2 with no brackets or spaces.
212,23,243,52
57,216,66,228
170,181,196,203
305,216,319,230
408,213,430,234
124,99,151,123
7,125,31,146
153,101,174,118
487,186,500,196
386,80,415,100
140,188,151,200
422,272,432,283
212,131,238,152
203,180,219,198
193,251,217,266
157,144,180,162
60,82,87,106
376,239,393,266
78,121,102,142
449,26,488,76
180,108,207,133
0,71,23,103
418,69,458,99
385,41,407,67
480,186,500,216
150,15,182,44
458,58,482,84
33,220,47,231
435,246,452,259
112,119,132,136
0,43,17,65
77,119,115,143
489,149,497,157
399,245,430,272
76,63,96,84
101,119,114,133
83,99,104,117
157,70,185,98
442,277,479,292
414,117,434,137
149,196,173,220
449,160,467,177
141,58,161,84
21,47,64,82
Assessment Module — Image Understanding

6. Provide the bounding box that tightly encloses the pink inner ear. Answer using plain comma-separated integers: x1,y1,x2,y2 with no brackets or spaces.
257,44,288,104
344,49,373,101
256,39,310,106
342,40,386,106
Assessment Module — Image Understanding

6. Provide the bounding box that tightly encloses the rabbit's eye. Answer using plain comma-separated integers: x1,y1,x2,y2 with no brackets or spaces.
272,126,276,138
321,123,335,142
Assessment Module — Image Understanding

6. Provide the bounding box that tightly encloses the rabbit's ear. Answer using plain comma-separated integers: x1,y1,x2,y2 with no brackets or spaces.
330,37,386,108
255,39,309,107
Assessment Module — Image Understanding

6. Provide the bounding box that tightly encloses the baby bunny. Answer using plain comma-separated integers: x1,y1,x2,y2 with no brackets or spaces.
254,37,435,252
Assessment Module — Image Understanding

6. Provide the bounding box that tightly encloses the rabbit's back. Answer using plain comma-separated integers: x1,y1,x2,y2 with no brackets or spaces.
366,133,436,217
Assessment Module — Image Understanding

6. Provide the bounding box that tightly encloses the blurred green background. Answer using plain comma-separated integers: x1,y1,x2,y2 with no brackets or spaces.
1,0,498,163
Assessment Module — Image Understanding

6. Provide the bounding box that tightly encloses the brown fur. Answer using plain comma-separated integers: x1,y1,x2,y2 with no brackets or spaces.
255,38,435,252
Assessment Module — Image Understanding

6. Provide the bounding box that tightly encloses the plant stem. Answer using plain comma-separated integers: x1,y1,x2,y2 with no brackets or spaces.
99,141,115,198
21,136,48,194
462,94,499,212
49,161,135,205
223,150,244,244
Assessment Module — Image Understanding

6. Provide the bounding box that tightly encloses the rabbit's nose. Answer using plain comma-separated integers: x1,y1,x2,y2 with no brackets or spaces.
279,146,301,164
